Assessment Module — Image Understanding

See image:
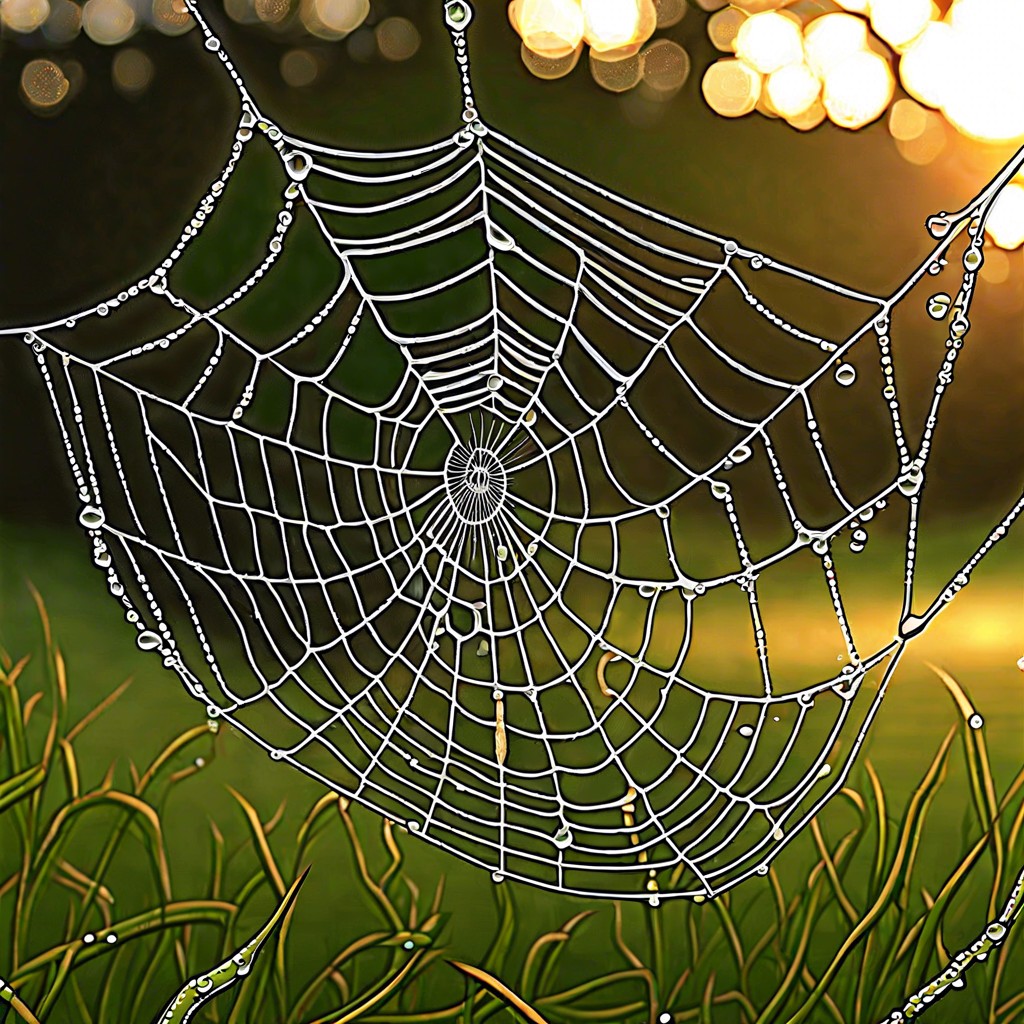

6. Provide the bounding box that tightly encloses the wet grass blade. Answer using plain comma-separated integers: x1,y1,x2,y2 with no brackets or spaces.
153,869,308,1024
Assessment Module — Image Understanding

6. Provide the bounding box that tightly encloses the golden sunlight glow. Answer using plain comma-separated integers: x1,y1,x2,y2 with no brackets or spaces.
702,57,762,117
888,97,929,141
514,0,585,58
940,0,1024,142
985,184,1024,250
735,11,803,75
786,97,827,131
869,0,932,50
581,0,655,58
899,21,957,109
823,50,894,129
834,0,870,12
802,13,867,79
766,61,820,118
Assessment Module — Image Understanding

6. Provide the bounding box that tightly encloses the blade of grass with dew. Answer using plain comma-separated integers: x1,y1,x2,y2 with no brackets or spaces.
152,869,308,1024
875,863,1024,1022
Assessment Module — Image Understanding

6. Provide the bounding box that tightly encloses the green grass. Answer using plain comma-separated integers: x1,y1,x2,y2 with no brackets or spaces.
1,591,1023,1024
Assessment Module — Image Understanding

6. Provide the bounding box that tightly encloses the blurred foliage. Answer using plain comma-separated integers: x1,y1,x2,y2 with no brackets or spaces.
0,591,1022,1023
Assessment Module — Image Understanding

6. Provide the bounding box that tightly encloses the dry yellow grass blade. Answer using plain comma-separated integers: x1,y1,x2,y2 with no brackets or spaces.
449,959,552,1024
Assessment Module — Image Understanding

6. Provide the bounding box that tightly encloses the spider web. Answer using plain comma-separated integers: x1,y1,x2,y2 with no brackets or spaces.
6,0,1023,902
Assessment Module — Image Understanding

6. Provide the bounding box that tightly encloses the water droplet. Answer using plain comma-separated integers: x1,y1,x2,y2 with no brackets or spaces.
773,826,784,841
284,150,311,182
898,469,924,497
986,922,1006,941
79,505,105,529
487,223,515,251
553,824,573,849
105,932,117,944
927,293,951,320
963,247,983,272
812,538,829,555
1017,655,1024,672
94,549,112,568
818,763,831,778
729,443,752,463
204,36,220,51
491,870,504,883
445,0,471,27
137,631,162,651
486,373,503,391
476,639,490,657
969,713,984,729
83,933,96,944
196,976,212,991
524,408,537,426
639,583,657,598
496,544,508,561
834,363,857,387
926,213,951,239
710,480,729,500
655,505,670,519
738,724,754,738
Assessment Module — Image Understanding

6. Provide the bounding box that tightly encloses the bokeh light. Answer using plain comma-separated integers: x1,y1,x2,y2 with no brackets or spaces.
707,6,746,53
81,0,136,44
42,0,81,42
151,0,193,36
766,61,818,118
20,57,69,113
589,49,640,92
734,11,803,75
524,39,582,79
512,0,584,59
254,0,289,25
2,0,49,33
986,184,1024,251
376,16,420,62
581,0,655,59
112,47,154,96
822,50,894,130
869,0,932,50
313,0,367,35
652,0,685,30
701,57,761,117
898,21,956,109
641,38,690,95
802,12,866,79
280,47,318,85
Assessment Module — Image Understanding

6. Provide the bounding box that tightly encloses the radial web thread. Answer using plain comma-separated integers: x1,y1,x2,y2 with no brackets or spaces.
5,0,1024,901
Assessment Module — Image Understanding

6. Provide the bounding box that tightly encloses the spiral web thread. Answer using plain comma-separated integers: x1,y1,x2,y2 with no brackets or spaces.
5,0,1023,902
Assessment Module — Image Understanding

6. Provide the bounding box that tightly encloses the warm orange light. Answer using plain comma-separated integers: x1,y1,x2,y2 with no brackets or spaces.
735,11,803,74
701,57,762,117
802,13,867,79
823,50,894,129
766,61,820,118
581,0,655,58
898,21,957,108
941,0,1024,142
986,184,1024,250
834,0,869,12
513,0,584,59
870,0,932,49
2,0,49,31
